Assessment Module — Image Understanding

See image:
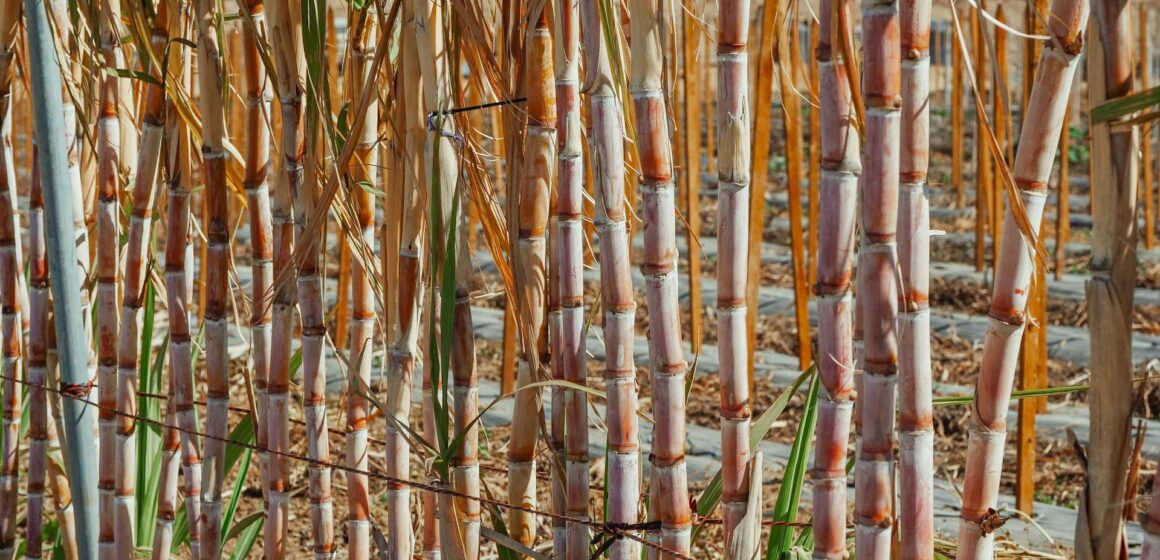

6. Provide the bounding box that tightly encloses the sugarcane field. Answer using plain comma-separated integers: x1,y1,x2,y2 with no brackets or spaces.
2,0,1160,557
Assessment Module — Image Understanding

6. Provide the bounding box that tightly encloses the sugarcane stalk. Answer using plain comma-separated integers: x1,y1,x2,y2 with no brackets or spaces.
345,8,377,560
240,0,273,509
43,1,92,347
386,0,426,555
1077,0,1138,556
151,396,180,560
549,57,567,560
854,0,901,555
193,0,234,554
96,0,127,553
716,0,759,553
26,0,104,552
264,0,304,554
811,0,861,552
580,0,639,556
0,2,24,553
299,5,336,557
808,20,820,290
508,6,555,548
954,0,1089,553
112,3,169,554
164,8,202,553
555,0,589,555
898,0,933,554
628,0,693,556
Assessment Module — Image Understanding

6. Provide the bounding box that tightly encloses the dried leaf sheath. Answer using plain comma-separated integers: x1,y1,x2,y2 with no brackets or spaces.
811,0,861,552
898,0,935,554
112,4,169,554
555,0,590,555
716,0,758,553
954,0,1088,555
508,8,555,548
629,0,693,555
1078,0,1138,557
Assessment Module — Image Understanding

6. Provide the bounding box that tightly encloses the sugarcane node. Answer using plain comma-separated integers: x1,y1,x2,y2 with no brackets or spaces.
988,307,1026,326
810,467,848,480
976,508,1010,535
1014,177,1049,192
900,171,925,183
853,512,894,528
868,94,903,110
1055,32,1084,56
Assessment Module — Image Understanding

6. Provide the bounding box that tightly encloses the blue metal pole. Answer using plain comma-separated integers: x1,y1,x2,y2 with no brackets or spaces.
23,0,99,555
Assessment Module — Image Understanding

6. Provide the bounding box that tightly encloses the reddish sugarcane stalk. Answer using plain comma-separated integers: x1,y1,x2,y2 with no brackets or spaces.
898,0,934,554
811,0,861,552
152,397,180,560
854,0,901,555
717,0,759,553
28,145,80,560
508,7,555,548
580,0,639,556
629,0,693,555
0,2,23,552
240,0,273,508
442,200,480,559
422,295,440,557
164,20,202,555
954,0,1088,554
297,23,337,560
555,0,590,555
265,0,304,554
194,0,235,553
346,9,376,560
96,1,128,553
385,2,425,555
113,4,169,554
550,134,566,555
300,135,335,560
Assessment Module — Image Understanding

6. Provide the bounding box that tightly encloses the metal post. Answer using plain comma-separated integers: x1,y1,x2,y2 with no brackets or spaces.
23,0,99,555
